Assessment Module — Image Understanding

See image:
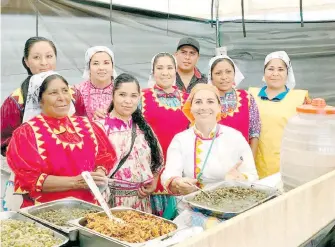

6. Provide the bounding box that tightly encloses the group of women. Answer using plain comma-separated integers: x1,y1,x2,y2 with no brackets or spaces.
1,36,310,219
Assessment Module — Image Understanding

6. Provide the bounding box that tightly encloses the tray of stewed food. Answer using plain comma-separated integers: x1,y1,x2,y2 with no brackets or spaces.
183,181,279,219
19,198,102,241
68,207,178,247
0,211,69,247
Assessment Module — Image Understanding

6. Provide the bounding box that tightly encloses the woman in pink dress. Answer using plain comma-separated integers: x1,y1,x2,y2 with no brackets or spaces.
75,46,117,120
208,55,261,158
95,73,163,213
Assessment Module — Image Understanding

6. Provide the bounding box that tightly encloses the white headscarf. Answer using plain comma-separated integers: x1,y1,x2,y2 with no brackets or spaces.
82,46,117,80
23,71,75,123
147,52,178,88
208,55,245,87
263,51,296,89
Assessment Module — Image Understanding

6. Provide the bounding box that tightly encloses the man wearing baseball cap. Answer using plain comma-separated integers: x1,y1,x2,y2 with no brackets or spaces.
175,37,207,93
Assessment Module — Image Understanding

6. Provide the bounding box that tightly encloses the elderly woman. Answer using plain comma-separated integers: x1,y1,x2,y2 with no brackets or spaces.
208,55,261,158
142,52,189,218
161,84,258,206
249,51,310,179
76,46,117,120
95,73,163,213
1,37,86,210
6,71,116,208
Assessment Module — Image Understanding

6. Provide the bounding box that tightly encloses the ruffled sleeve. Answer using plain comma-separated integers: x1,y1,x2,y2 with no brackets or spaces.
1,96,23,156
6,123,48,194
91,122,117,175
71,86,87,116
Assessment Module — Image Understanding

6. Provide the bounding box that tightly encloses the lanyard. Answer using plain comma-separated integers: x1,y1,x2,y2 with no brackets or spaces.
196,126,219,180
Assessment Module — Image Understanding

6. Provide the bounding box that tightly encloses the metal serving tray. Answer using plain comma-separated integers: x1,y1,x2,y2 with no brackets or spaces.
0,211,69,247
68,207,179,247
183,181,279,219
20,198,102,241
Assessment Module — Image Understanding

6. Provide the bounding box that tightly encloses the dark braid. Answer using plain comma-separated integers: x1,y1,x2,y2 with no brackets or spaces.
107,73,163,174
21,37,57,106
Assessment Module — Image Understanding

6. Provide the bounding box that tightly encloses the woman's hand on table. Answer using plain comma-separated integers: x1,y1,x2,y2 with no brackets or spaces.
171,177,198,195
224,160,247,181
74,172,108,189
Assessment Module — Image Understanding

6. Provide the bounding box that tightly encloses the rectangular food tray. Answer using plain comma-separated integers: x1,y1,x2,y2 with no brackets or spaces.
0,211,69,247
68,207,179,247
19,197,102,241
183,181,279,219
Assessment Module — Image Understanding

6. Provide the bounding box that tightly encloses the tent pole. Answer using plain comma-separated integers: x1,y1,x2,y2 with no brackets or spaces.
300,0,304,27
241,0,246,37
215,0,220,48
35,0,39,36
110,0,113,44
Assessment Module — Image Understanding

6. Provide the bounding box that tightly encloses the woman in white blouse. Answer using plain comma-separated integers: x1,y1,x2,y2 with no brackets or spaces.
161,84,259,196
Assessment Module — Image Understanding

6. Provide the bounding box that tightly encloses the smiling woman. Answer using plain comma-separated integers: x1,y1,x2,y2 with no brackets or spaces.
6,71,117,208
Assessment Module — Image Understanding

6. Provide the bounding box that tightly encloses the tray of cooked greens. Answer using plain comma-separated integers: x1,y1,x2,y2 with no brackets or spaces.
183,181,279,219
20,198,101,241
0,211,69,247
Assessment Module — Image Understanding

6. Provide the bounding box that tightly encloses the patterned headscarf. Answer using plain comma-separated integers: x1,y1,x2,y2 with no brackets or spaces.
263,51,296,89
208,55,245,87
147,52,177,88
23,71,75,122
82,46,117,80
182,84,221,125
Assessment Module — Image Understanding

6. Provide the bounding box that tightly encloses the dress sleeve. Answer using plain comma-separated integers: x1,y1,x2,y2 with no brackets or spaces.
248,94,261,139
6,124,48,194
1,97,23,156
71,86,87,116
91,122,117,175
161,134,185,190
235,132,259,181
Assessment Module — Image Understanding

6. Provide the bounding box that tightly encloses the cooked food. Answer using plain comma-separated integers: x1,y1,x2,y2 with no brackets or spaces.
1,219,63,247
190,186,268,212
35,207,99,227
85,210,176,243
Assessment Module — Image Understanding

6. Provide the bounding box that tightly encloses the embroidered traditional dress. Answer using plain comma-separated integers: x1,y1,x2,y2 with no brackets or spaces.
141,85,189,216
95,115,155,213
218,89,261,141
161,124,259,213
6,115,116,208
75,80,113,120
1,86,86,156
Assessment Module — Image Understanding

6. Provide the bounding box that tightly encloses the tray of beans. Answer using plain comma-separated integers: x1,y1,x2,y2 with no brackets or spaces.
0,211,68,247
20,198,102,241
183,181,279,219
68,207,178,247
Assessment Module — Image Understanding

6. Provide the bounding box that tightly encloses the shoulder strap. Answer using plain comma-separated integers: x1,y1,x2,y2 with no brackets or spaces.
109,122,137,178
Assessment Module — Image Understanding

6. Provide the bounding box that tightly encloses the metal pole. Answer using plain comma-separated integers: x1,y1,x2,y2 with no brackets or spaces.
300,0,304,27
110,0,113,44
241,0,246,37
215,0,220,47
35,0,39,36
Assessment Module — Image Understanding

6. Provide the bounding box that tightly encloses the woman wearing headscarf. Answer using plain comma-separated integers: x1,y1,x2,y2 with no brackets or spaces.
208,55,261,158
1,37,86,211
161,84,258,213
141,52,189,218
75,46,117,120
6,71,116,208
249,51,311,179
95,73,163,213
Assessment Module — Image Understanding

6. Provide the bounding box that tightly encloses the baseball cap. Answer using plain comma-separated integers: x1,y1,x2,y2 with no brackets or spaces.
177,37,200,53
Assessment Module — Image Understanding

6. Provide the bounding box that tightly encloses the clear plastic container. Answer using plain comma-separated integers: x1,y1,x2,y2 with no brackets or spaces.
281,98,335,191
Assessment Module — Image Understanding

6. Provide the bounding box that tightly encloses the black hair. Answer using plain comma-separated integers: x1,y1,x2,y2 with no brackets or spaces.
21,37,57,106
38,74,69,102
107,73,163,174
152,53,176,73
210,58,235,75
